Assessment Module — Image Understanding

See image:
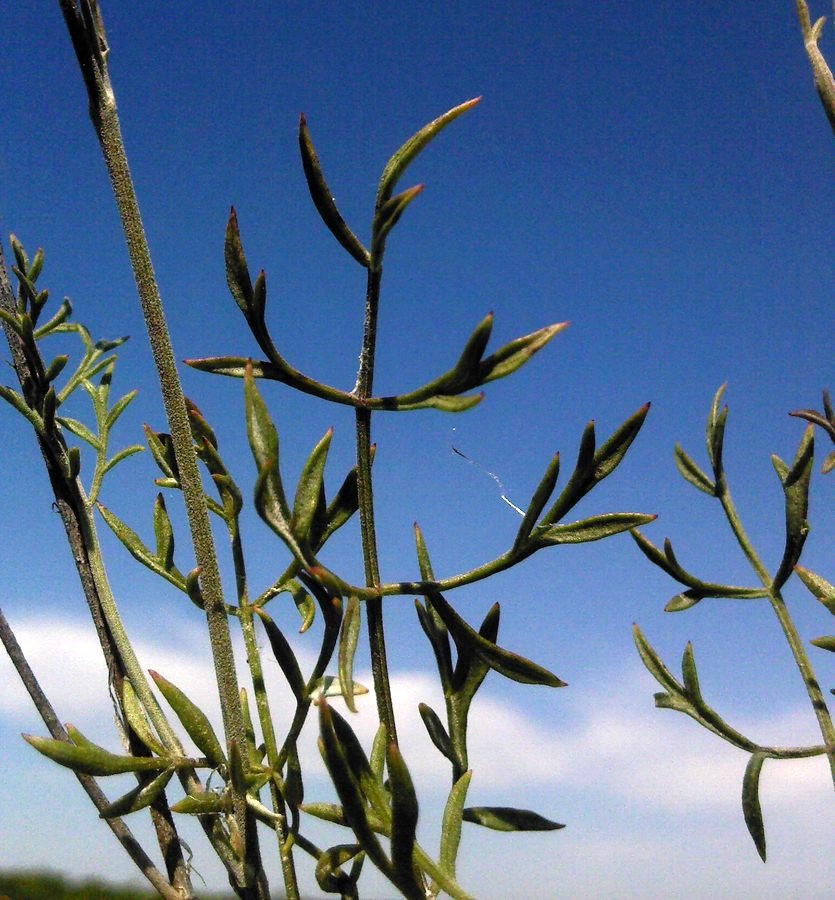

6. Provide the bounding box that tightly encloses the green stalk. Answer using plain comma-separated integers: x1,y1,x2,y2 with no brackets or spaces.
719,486,835,785
355,265,398,745
228,511,300,900
57,3,264,892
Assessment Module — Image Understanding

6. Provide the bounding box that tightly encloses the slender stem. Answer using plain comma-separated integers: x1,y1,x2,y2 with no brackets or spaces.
719,487,835,786
229,512,300,900
354,265,398,745
57,4,264,892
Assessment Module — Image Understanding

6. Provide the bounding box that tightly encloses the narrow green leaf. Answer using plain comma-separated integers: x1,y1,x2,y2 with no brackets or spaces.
427,592,565,687
370,723,387,783
170,791,227,815
413,522,436,581
462,806,564,832
673,443,715,495
55,416,100,450
43,354,70,384
664,592,702,613
313,451,369,548
371,183,424,260
245,362,293,532
439,770,471,878
143,425,177,481
742,753,767,862
418,702,454,763
632,625,682,695
318,702,392,874
104,389,138,430
255,609,306,703
387,743,422,894
514,452,560,549
795,566,835,614
284,742,304,808
99,768,174,819
121,680,165,757
706,384,728,479
338,596,362,713
299,114,370,267
28,246,44,282
810,635,835,651
416,599,454,689
23,734,182,776
0,306,24,336
376,97,481,207
239,688,262,769
631,531,768,600
479,322,567,384
33,297,73,338
149,670,227,769
97,503,185,591
452,312,494,378
539,512,656,545
680,642,703,702
102,444,144,476
292,427,333,543
225,207,254,316
774,424,814,590
0,385,44,433
10,234,28,271
541,420,596,524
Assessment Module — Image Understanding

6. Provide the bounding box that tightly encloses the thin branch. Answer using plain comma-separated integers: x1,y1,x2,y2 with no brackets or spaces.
0,607,182,900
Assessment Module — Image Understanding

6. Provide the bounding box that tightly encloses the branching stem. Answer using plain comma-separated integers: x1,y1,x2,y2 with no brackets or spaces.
719,486,835,786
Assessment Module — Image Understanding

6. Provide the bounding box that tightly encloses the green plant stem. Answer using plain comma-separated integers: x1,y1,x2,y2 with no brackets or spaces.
57,3,264,893
228,513,301,900
719,486,835,786
354,265,398,746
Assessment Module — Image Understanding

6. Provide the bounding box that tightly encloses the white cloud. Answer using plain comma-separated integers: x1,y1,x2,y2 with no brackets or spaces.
2,612,833,898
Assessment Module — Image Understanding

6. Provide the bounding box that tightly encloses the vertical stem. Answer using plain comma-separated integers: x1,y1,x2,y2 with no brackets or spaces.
229,515,300,900
57,4,264,892
355,266,398,745
720,489,835,786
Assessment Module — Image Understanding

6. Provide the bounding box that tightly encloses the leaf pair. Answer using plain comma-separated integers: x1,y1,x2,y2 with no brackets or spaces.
380,315,567,412
630,531,767,612
301,98,480,271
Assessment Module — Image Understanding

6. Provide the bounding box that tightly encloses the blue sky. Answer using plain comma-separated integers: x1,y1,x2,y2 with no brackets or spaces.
1,2,833,897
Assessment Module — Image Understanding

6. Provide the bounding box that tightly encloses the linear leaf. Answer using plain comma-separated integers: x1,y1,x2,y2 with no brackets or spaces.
539,512,656,545
418,702,454,763
339,596,362,712
149,670,226,769
794,566,835,615
462,806,564,832
292,427,333,543
774,424,814,590
256,609,306,703
99,768,174,819
742,753,767,862
23,734,185,776
299,114,370,267
376,97,480,207
439,770,471,878
386,742,422,897
56,416,100,450
427,592,565,687
674,443,715,495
